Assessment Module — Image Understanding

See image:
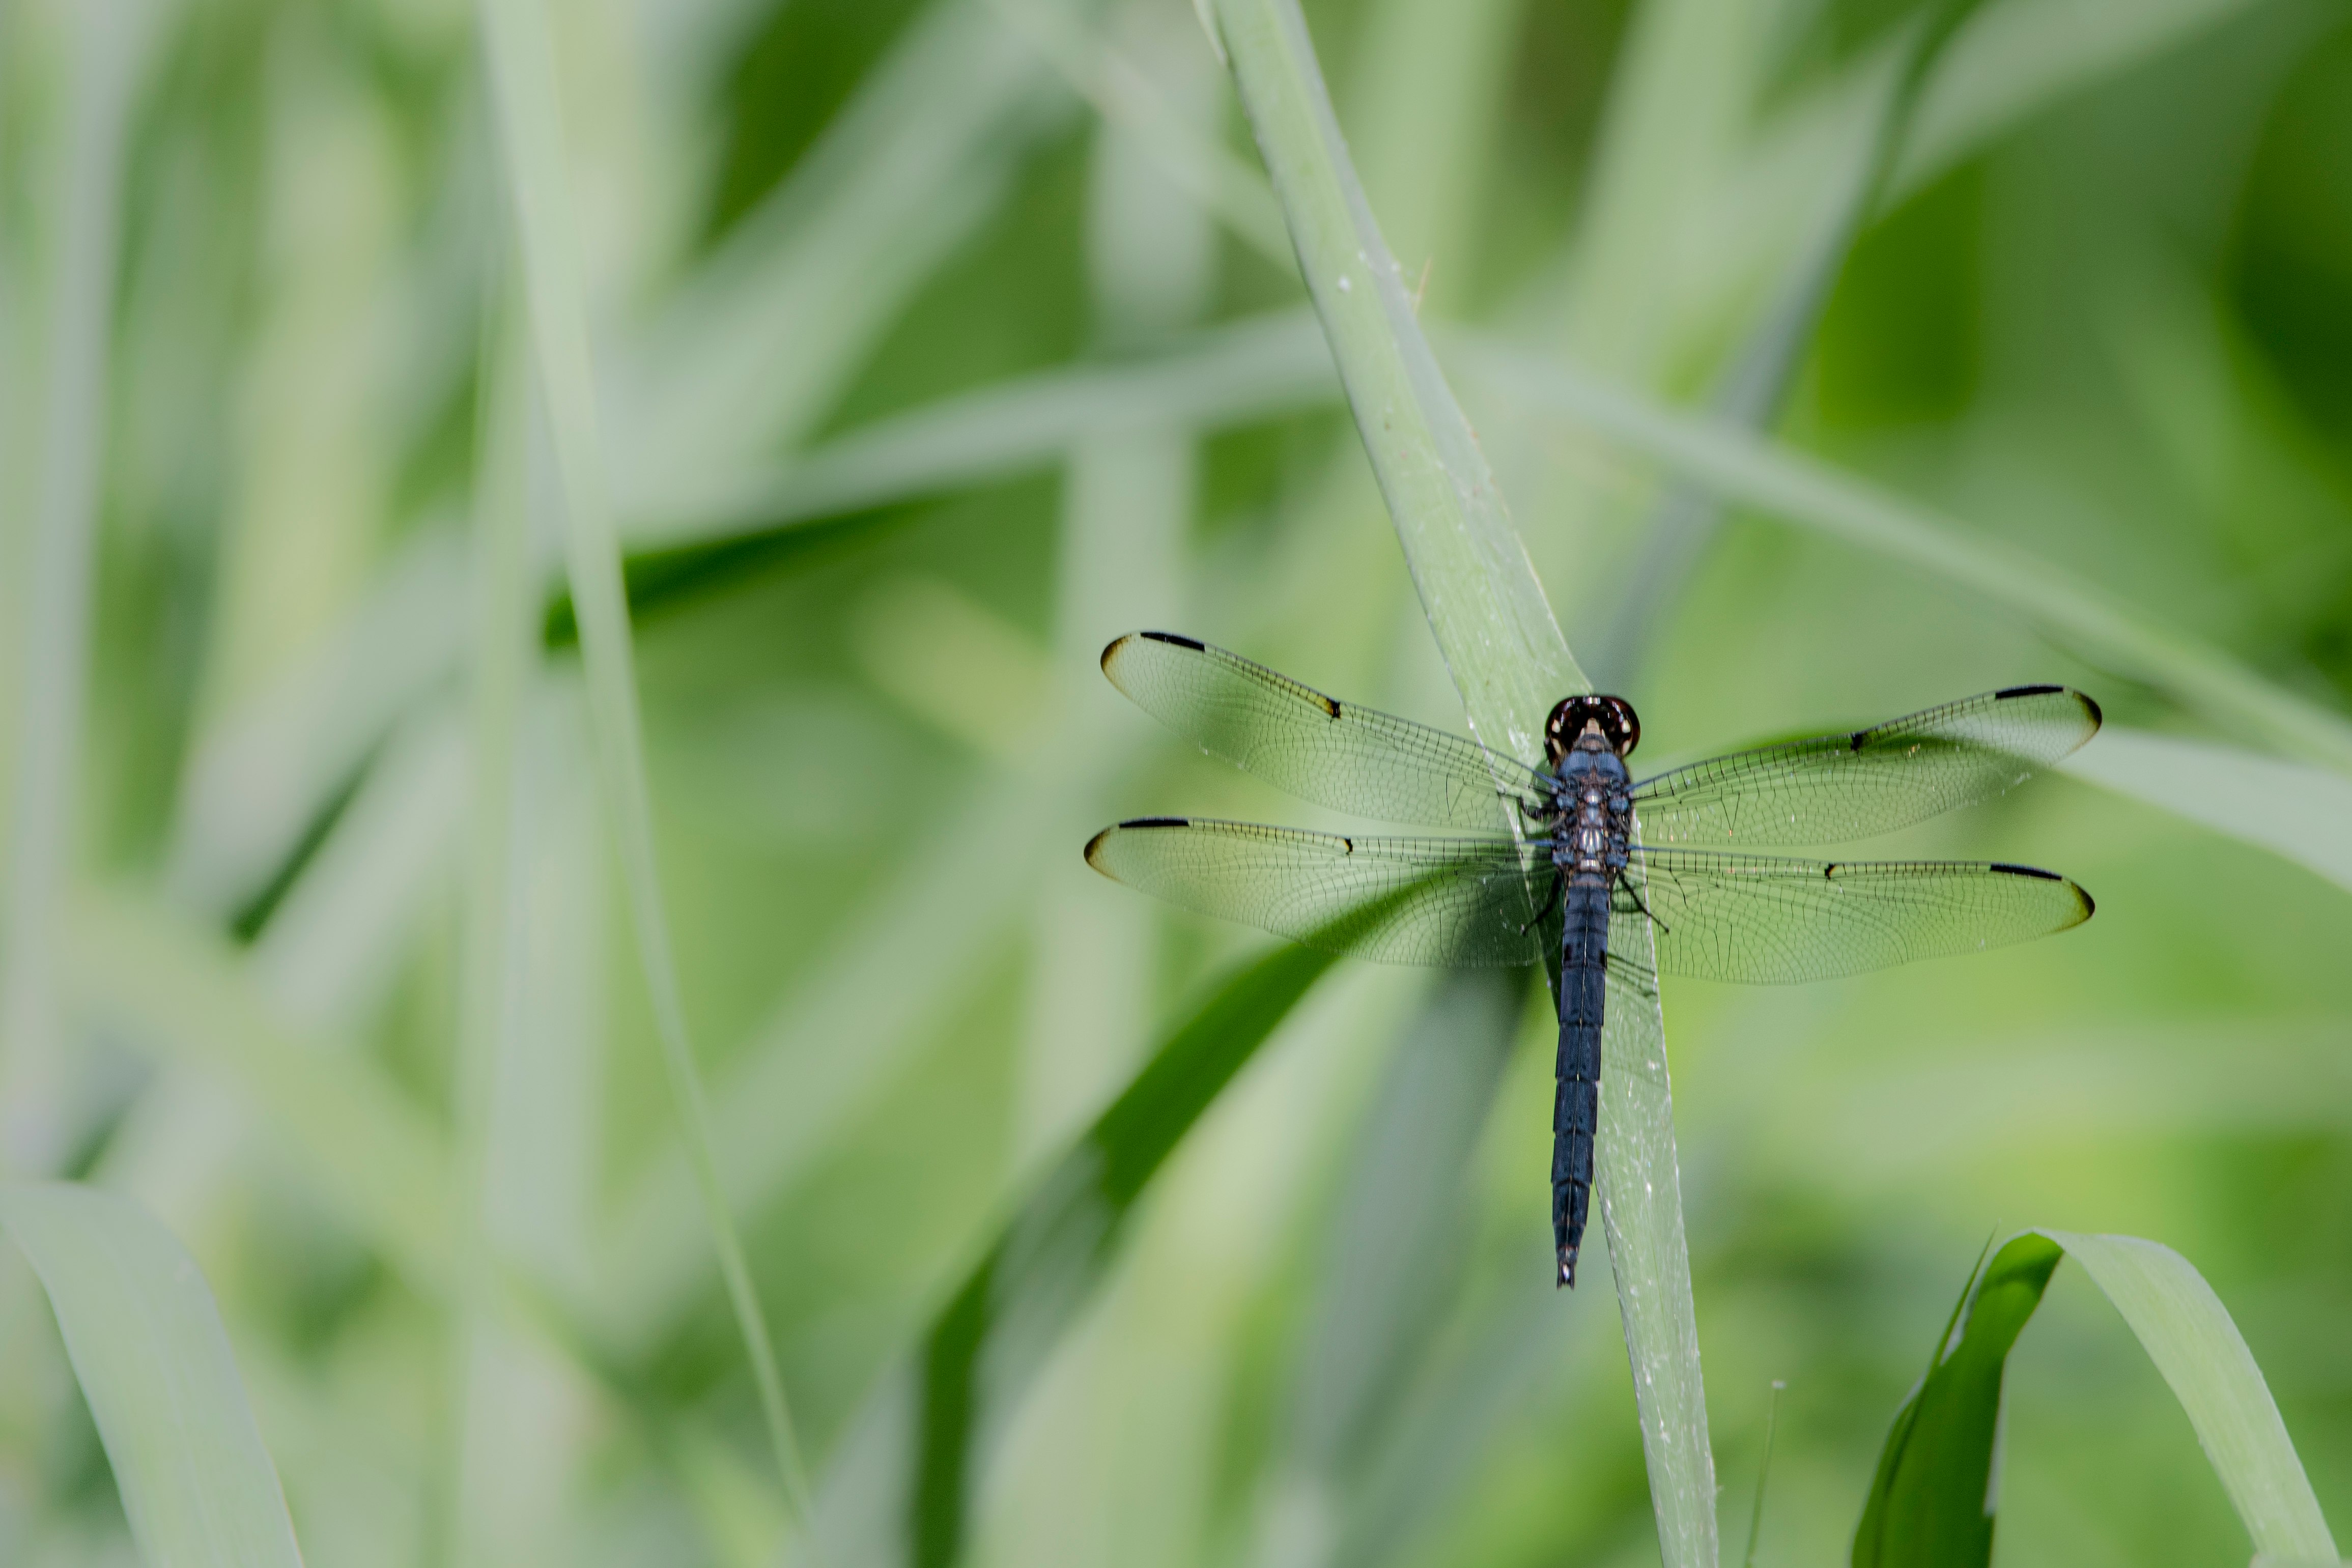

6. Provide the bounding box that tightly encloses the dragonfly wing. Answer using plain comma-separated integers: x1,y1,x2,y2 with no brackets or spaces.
1085,817,1550,967
1611,846,2092,985
1102,632,1546,830
1630,686,2101,846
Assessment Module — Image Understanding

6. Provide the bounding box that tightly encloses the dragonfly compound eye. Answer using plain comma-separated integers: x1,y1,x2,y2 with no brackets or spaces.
1546,694,1642,761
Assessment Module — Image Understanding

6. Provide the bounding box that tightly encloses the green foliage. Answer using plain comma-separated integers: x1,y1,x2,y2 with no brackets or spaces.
915,940,1337,1566
0,1184,303,1568
1,0,2349,1565
1858,1231,2339,1566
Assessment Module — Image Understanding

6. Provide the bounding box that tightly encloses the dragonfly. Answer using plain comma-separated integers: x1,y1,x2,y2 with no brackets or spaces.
1084,632,2101,1288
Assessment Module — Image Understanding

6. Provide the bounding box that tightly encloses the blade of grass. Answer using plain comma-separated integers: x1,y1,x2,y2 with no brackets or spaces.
1742,1380,1785,1568
0,0,155,1173
628,311,1335,549
247,704,467,1029
912,941,1341,1568
0,1182,305,1567
638,304,2352,785
2064,728,2352,895
1857,1231,2339,1566
165,528,471,921
61,887,452,1292
1853,1234,2054,1568
979,0,1290,269
1890,0,2270,199
1259,970,1522,1568
606,0,1086,508
600,769,1062,1350
1206,3,1715,1563
1210,0,1578,753
1450,331,2352,776
475,0,812,1518
448,277,537,1568
2043,1231,2339,1562
1584,0,1984,688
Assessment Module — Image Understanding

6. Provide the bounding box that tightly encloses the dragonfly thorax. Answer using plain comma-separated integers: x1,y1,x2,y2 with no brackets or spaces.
1550,741,1633,879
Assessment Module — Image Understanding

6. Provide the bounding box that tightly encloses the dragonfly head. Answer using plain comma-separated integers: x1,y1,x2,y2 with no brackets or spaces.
1545,694,1640,764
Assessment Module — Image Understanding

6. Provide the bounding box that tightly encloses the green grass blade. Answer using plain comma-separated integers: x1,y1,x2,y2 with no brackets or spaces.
628,311,1334,549
1210,0,1578,756
1284,971,1521,1485
1208,4,1714,1561
1585,0,1982,686
1853,1233,2062,1567
164,531,471,920
2065,728,2352,895
1452,332,2352,776
61,888,452,1290
980,0,1290,268
475,0,812,1519
1858,1231,2339,1566
1891,0,2268,199
0,1181,305,1567
598,772,1063,1351
0,0,155,1172
912,942,1340,1568
447,284,538,1566
1742,1380,1785,1568
608,0,1077,505
2042,1231,2339,1562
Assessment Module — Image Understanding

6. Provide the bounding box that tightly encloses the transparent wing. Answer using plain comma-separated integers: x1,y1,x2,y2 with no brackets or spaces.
1631,686,2101,846
1609,846,2093,986
1102,632,1545,829
1084,817,1549,967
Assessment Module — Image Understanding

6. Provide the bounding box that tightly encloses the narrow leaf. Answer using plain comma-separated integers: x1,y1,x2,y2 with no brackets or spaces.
1858,1231,2339,1567
0,1182,305,1568
1854,1233,2062,1568
1205,2,1712,1560
475,0,811,1515
2065,728,2352,895
912,941,1339,1568
2044,1232,2338,1562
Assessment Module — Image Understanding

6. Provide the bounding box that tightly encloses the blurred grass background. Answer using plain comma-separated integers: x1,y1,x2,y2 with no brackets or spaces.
2,0,2350,1564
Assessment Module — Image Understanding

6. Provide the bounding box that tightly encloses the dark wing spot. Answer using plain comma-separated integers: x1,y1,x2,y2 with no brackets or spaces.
1994,683,2063,699
1849,730,1868,752
1139,631,1206,650
1340,837,1353,853
1823,862,1837,879
1988,862,2061,880
1321,695,1342,718
1120,817,1192,829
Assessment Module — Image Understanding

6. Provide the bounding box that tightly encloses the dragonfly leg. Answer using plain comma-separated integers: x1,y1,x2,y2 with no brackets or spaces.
1518,867,1567,939
1620,877,1670,937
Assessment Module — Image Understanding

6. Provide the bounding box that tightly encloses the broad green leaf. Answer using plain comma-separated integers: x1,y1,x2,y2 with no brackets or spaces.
0,1182,304,1568
912,940,1339,1568
1857,1231,2339,1567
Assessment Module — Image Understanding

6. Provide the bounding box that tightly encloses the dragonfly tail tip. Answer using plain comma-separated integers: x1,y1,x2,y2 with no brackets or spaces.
1557,1248,1578,1289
